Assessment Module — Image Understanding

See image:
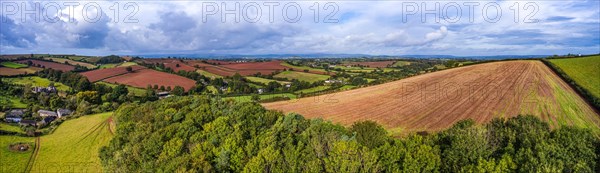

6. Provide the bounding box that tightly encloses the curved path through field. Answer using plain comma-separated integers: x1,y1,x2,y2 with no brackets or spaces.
23,137,40,173
263,60,600,133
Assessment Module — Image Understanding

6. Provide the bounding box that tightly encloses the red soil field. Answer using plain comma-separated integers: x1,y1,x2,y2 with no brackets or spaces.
263,61,600,133
80,65,146,82
102,69,196,91
200,66,237,76
205,60,241,65
342,61,396,68
186,61,214,68
164,62,196,72
0,67,42,76
15,60,75,71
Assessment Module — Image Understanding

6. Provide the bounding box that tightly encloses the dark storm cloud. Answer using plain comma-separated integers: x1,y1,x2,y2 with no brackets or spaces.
0,15,36,48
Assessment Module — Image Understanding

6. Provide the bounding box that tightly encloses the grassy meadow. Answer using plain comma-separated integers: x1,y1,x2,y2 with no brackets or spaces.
5,76,71,91
549,55,600,98
225,93,297,102
274,71,329,83
0,62,27,69
295,86,331,94
30,112,114,172
196,69,222,79
245,76,289,85
117,62,137,67
0,136,35,173
98,63,119,69
280,62,329,73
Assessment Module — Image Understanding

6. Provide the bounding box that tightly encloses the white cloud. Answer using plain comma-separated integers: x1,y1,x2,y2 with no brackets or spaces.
0,0,598,56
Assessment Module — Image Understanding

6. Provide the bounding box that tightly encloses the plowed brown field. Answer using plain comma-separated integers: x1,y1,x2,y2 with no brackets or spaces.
263,61,600,133
164,62,196,72
102,69,196,91
81,65,146,82
15,60,74,71
0,67,42,76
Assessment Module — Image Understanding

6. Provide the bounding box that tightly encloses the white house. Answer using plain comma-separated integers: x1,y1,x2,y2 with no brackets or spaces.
38,110,57,117
56,109,72,118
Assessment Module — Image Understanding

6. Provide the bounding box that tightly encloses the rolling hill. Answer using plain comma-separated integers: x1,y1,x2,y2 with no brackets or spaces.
263,60,600,134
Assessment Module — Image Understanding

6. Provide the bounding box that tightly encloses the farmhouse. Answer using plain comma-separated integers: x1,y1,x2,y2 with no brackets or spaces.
38,110,57,117
325,80,342,84
4,109,25,123
32,86,57,93
5,115,22,123
57,108,72,118
158,92,172,99
19,120,37,126
37,116,57,127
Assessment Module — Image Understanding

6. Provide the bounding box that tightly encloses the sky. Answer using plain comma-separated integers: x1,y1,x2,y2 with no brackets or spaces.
1,0,599,56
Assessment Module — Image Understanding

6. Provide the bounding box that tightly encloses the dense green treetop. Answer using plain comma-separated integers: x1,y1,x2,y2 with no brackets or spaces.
100,96,600,172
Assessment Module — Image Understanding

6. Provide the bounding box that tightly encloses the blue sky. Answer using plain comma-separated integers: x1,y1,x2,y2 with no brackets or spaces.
1,0,599,56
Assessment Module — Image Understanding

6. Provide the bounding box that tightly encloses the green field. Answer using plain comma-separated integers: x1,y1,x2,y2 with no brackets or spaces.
0,135,35,173
117,62,137,67
393,61,411,67
31,112,113,172
281,62,329,73
1,97,27,109
97,82,147,96
5,76,71,91
274,71,329,83
196,69,222,79
339,85,357,90
0,123,25,135
0,62,27,69
295,86,330,94
434,64,447,70
337,66,377,72
98,63,119,69
225,93,297,102
245,76,289,85
549,56,600,98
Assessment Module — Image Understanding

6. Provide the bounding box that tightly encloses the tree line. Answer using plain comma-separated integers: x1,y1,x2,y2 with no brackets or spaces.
100,96,600,172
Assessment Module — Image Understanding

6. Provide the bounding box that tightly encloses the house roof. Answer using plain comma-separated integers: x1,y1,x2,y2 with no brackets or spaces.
57,108,72,114
38,110,57,116
6,109,25,117
43,116,56,123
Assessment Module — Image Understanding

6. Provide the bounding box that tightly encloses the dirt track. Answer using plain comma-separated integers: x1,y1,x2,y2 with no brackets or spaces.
263,61,600,133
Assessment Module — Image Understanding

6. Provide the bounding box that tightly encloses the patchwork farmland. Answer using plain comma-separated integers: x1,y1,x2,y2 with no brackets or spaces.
0,66,42,76
342,60,397,68
191,60,288,76
44,57,97,68
263,60,600,134
15,60,75,71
